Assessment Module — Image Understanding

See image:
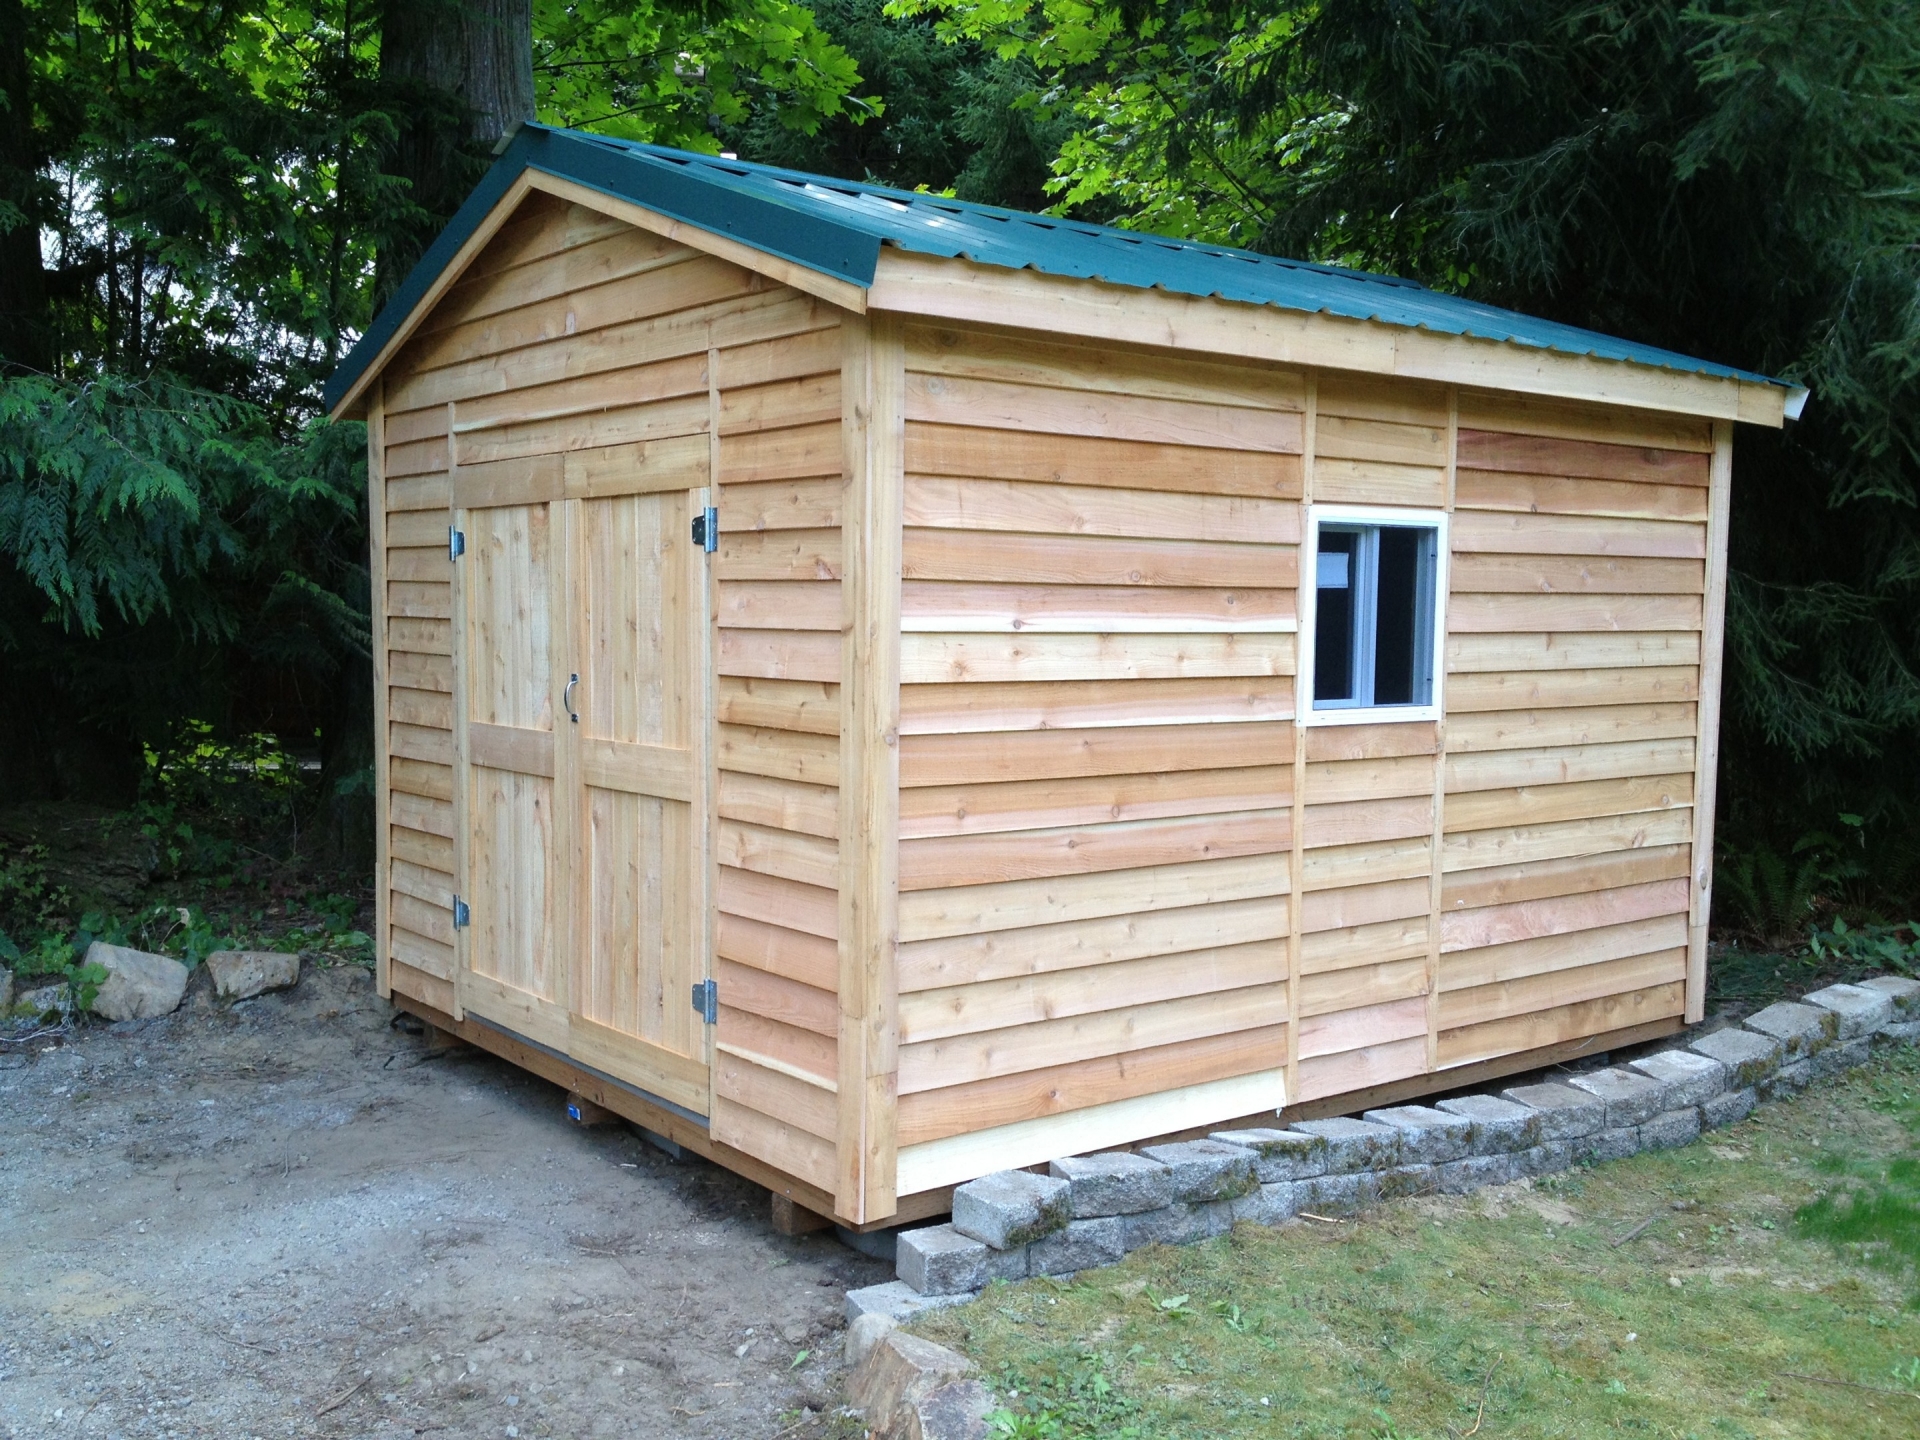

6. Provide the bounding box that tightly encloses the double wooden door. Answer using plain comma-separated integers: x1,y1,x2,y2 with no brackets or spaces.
452,473,712,1118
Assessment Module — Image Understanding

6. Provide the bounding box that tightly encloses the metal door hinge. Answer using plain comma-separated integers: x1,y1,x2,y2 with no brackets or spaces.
449,527,466,561
691,506,718,554
452,896,470,929
691,978,718,1024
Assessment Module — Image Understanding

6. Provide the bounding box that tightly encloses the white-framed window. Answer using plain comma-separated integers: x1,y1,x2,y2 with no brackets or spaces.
1298,504,1449,726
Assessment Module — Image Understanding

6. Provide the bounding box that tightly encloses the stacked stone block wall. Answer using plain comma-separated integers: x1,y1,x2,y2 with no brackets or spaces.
850,975,1920,1318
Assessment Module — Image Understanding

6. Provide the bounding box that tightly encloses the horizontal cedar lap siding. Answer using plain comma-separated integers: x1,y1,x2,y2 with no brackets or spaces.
374,193,848,1193
1435,395,1709,1068
887,335,1711,1156
892,326,1304,1150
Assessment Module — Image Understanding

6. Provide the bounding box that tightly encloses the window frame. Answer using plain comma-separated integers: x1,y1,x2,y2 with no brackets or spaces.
1297,503,1450,728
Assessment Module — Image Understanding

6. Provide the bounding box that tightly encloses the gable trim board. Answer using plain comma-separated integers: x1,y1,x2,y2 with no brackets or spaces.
326,125,1802,428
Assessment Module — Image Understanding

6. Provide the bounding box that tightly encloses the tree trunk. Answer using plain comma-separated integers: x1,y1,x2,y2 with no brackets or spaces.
377,0,534,301
0,0,50,375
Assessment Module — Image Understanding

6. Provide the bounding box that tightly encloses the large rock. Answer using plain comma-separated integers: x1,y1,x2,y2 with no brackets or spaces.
204,950,300,1001
899,1379,995,1440
0,968,12,1012
17,983,69,1017
848,1330,977,1438
86,942,189,1021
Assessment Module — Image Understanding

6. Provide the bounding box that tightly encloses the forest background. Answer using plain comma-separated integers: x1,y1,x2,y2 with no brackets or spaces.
1,0,1916,957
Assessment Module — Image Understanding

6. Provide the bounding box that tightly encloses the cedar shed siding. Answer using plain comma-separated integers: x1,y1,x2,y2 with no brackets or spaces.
370,191,846,1188
336,130,1775,1222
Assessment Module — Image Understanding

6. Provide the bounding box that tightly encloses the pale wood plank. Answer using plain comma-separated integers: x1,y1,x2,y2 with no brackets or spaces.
896,1026,1288,1148
716,724,840,785
1439,845,1691,913
901,719,1291,787
1437,981,1685,1069
900,676,1294,735
1442,773,1692,835
718,865,838,941
1455,391,1714,452
901,581,1295,633
898,764,1293,839
1447,666,1698,714
1445,737,1697,793
1437,949,1686,1032
1688,421,1734,1022
1447,702,1697,754
900,631,1295,685
717,629,842,683
898,894,1290,993
1447,631,1701,673
1441,913,1689,991
716,676,840,736
1450,551,1704,595
902,527,1296,591
1457,468,1711,525
1448,592,1702,634
898,983,1290,1093
898,807,1292,890
716,912,839,993
905,323,1307,412
899,852,1291,943
836,311,904,1222
899,938,1285,1044
1442,808,1695,874
717,771,839,840
1455,429,1711,485
1452,510,1705,559
905,421,1303,498
903,475,1300,544
907,371,1304,454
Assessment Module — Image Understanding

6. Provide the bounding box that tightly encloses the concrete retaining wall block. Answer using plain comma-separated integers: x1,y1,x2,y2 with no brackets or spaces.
1701,1087,1757,1129
1743,1001,1837,1058
1638,1107,1703,1151
1802,982,1896,1039
1435,1094,1543,1154
1567,1067,1670,1126
898,1225,1029,1296
1810,1036,1872,1079
1860,975,1920,1019
1137,1139,1259,1203
1029,1217,1127,1277
1628,1050,1728,1108
951,1171,1070,1251
1362,1105,1473,1163
1210,1128,1328,1181
1289,1118,1404,1174
1500,1082,1605,1138
1049,1152,1173,1217
1688,1027,1782,1087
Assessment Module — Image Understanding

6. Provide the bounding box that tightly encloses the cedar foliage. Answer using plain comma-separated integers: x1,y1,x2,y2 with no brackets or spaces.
2,0,1914,919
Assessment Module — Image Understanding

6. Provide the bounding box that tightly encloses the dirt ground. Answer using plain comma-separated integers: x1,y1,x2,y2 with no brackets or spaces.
0,964,890,1440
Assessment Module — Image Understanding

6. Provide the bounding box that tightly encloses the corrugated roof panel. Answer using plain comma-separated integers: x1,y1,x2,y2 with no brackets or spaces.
325,123,1793,413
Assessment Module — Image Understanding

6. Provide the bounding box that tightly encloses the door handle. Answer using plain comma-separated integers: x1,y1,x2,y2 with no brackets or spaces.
563,674,579,724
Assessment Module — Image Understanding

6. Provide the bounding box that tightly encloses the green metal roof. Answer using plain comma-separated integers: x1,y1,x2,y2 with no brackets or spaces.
325,123,1800,414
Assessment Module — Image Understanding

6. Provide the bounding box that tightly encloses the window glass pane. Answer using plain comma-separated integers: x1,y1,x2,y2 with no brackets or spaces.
1315,528,1358,703
1374,526,1422,705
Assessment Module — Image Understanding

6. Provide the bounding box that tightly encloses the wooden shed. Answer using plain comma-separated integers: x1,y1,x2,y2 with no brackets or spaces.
324,124,1804,1228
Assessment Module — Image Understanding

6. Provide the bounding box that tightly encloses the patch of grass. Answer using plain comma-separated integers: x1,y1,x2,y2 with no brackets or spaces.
914,1049,1920,1440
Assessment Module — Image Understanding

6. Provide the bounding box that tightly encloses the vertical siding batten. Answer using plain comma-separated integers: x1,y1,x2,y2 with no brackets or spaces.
1687,421,1734,1023
838,314,905,1222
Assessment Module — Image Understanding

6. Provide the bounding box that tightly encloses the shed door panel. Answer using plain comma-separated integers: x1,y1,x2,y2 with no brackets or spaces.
568,488,710,1114
459,501,570,1047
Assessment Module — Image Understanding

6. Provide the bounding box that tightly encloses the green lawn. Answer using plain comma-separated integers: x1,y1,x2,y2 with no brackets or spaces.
909,1047,1920,1440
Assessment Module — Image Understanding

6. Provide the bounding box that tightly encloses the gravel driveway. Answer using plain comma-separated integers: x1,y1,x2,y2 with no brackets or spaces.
0,964,886,1439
